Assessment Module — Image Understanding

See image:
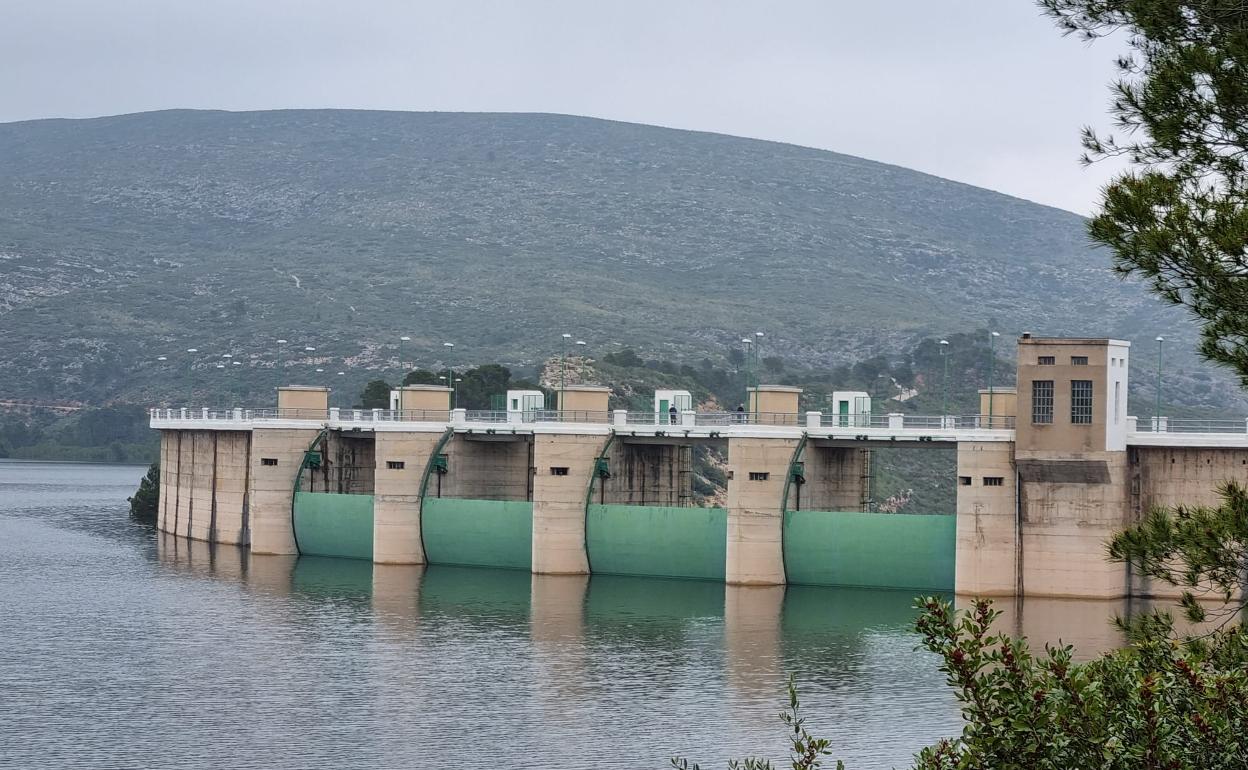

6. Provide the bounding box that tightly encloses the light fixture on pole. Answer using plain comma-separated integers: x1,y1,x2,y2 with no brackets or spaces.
939,339,950,418
1155,336,1164,430
987,331,1000,423
442,342,454,398
753,332,765,410
560,333,572,403
399,335,411,380
183,348,200,392
741,337,753,412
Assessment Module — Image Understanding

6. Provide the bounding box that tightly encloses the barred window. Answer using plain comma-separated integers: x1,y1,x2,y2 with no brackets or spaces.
1071,380,1093,424
1038,356,1055,365
983,477,1005,487
1071,356,1088,366
1032,380,1054,424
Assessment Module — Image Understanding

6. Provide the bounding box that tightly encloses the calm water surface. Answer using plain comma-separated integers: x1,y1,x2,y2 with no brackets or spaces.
0,460,1132,769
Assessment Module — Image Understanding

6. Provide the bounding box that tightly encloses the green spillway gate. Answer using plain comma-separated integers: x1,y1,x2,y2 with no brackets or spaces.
421,498,533,570
783,510,955,591
586,504,727,581
292,491,375,561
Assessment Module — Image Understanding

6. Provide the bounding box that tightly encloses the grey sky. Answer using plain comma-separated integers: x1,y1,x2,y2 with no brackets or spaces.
1,0,1125,214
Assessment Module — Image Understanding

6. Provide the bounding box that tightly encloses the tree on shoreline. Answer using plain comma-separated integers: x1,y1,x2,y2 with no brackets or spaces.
128,462,159,524
1039,0,1248,383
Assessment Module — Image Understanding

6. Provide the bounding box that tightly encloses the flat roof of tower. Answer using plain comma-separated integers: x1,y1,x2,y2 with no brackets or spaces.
1017,337,1130,347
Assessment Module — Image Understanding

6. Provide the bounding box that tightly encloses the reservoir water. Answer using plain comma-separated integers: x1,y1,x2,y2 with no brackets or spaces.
0,460,1133,769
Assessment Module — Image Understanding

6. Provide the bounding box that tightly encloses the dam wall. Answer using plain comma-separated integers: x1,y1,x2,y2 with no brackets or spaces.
151,336,1248,599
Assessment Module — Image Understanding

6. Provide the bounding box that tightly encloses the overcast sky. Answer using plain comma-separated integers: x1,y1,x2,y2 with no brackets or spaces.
1,0,1127,214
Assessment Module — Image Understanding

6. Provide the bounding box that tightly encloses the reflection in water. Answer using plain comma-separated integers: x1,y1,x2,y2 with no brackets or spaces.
6,460,1226,770
144,531,1185,765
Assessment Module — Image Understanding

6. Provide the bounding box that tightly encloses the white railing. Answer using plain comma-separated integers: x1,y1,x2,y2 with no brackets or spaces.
151,406,1018,432
1133,417,1248,434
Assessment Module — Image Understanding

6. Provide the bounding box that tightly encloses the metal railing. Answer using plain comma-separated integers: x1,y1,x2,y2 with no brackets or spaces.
820,413,887,429
522,409,612,424
1134,417,1248,434
819,413,1014,430
151,406,1017,431
626,411,660,425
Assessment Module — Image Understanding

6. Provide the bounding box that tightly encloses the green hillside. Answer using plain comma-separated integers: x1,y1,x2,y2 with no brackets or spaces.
0,109,1234,410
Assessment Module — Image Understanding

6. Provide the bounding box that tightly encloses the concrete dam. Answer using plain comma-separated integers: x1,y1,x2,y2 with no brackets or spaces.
151,336,1248,600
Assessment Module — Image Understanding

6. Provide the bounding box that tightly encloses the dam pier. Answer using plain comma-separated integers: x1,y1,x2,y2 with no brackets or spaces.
151,336,1248,599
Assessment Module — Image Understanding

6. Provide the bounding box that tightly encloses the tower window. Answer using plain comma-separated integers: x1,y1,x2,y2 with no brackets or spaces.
1071,380,1094,424
1032,380,1054,424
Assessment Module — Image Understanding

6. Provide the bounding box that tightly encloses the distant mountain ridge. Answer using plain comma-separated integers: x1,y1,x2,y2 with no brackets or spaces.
0,108,1224,407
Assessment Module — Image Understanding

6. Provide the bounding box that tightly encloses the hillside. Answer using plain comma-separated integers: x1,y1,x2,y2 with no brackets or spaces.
0,109,1234,409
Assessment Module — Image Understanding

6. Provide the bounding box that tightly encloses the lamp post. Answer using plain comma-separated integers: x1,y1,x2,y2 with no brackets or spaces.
741,338,753,413
182,348,199,393
222,353,233,401
754,332,764,417
987,331,1000,423
560,333,572,405
939,339,950,418
399,335,411,381
1155,335,1164,430
440,342,455,410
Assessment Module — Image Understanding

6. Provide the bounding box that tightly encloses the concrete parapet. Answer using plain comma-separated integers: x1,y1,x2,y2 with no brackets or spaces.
955,441,1018,596
374,431,446,564
249,427,320,555
725,436,799,585
531,433,603,574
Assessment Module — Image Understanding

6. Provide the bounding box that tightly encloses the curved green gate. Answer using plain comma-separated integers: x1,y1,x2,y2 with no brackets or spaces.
586,504,727,580
292,491,375,561
421,498,533,570
783,510,955,591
